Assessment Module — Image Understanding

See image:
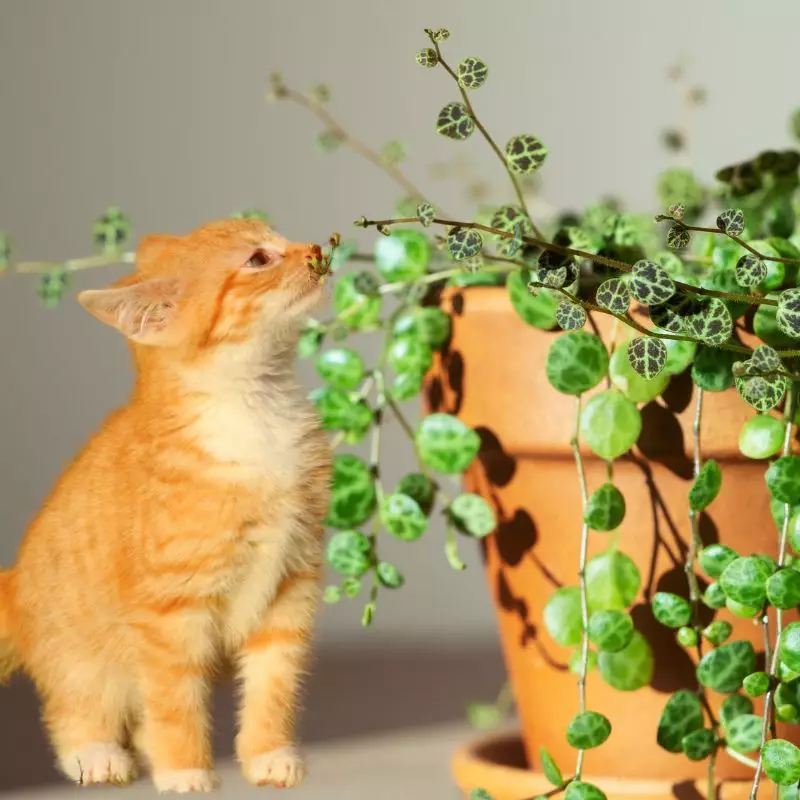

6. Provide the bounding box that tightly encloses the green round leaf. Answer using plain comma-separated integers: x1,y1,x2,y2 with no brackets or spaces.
416,48,438,67
539,747,563,788
688,459,722,512
609,341,669,404
565,782,607,800
683,298,733,346
597,629,654,691
298,326,324,359
316,347,365,390
566,710,611,750
342,576,361,598
391,371,424,401
544,587,583,647
778,288,800,340
720,694,754,727
699,544,739,579
726,597,761,618
702,620,733,646
629,260,676,305
742,671,770,698
627,336,668,380
720,555,774,607
584,483,626,532
416,202,436,226
667,225,690,250
545,331,609,396
449,493,496,538
380,493,428,541
586,551,640,614
323,585,342,604
507,269,558,329
387,336,433,376
376,561,405,589
437,102,475,141
657,690,704,753
505,134,547,174
309,387,372,440
447,227,483,261
415,413,481,474
681,728,715,761
333,272,383,329
762,739,800,786
596,278,631,314
456,56,488,90
581,390,642,460
697,640,756,693
767,456,800,504
662,336,697,376
396,472,436,516
717,208,745,236
587,610,634,653
325,530,371,577
374,229,430,282
691,346,737,392
568,648,598,674
703,582,727,609
781,622,800,672
735,254,768,287
652,592,692,629
325,454,377,529
739,415,785,459
767,568,800,609
392,307,451,349
677,626,698,648
756,293,798,347
555,301,587,331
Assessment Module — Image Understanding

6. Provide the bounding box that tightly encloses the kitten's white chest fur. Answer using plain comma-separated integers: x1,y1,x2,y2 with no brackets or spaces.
183,367,323,642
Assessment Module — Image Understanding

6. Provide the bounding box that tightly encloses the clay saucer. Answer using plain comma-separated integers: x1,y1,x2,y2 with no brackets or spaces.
451,733,763,800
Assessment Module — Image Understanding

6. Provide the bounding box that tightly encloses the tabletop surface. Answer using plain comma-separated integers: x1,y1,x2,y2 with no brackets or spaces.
15,722,475,800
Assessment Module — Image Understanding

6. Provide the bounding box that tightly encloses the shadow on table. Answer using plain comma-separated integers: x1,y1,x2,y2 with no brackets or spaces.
0,645,505,794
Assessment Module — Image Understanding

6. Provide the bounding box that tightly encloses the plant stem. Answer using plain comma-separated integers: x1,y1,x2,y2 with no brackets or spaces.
8,250,136,275
749,386,796,800
570,395,591,780
685,388,720,791
521,779,575,800
279,88,434,208
429,40,543,239
547,285,753,356
361,215,778,307
678,224,800,266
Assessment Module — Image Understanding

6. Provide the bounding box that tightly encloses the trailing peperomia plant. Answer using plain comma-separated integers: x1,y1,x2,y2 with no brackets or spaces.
8,24,800,800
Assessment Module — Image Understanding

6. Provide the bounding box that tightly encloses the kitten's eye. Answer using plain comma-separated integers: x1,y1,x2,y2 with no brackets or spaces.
245,249,272,268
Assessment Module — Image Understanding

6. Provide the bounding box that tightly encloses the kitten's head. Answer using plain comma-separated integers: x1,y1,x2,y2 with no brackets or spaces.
77,219,324,361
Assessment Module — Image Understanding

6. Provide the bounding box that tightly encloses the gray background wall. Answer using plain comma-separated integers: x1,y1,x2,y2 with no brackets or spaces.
0,0,798,652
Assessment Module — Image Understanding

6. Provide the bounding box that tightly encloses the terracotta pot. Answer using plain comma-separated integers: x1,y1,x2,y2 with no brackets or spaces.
425,287,800,795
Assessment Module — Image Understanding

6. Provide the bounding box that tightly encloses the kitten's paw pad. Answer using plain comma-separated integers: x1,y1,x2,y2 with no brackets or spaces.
243,747,305,788
152,769,219,794
60,741,136,785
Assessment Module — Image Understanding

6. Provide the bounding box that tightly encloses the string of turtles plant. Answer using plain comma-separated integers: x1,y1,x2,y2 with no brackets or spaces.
9,24,800,800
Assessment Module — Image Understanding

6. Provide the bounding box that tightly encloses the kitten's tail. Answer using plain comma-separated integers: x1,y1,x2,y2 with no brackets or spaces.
0,570,19,683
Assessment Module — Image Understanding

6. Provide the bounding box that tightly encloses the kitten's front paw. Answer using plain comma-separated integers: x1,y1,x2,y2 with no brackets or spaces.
60,741,136,785
243,746,305,788
152,769,219,794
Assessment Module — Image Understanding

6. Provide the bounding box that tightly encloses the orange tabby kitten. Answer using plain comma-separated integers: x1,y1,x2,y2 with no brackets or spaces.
0,219,332,792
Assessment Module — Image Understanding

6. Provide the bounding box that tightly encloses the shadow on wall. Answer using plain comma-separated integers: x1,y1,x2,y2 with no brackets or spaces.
0,646,504,793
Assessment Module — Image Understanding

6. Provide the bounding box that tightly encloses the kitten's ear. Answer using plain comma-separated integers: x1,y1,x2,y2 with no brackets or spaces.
77,277,184,345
